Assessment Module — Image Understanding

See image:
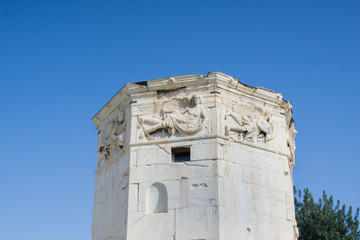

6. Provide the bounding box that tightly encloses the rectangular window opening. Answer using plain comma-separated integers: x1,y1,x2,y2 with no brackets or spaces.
172,147,191,162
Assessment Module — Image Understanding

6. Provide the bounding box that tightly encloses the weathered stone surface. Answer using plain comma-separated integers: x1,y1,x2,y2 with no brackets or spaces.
127,211,175,240
176,207,219,240
91,72,298,240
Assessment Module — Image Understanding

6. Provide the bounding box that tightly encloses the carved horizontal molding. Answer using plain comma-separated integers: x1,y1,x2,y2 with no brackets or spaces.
130,134,290,158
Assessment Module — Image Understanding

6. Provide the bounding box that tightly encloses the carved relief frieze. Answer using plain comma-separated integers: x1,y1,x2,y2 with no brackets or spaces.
287,119,297,170
97,111,126,167
138,94,207,140
224,105,278,143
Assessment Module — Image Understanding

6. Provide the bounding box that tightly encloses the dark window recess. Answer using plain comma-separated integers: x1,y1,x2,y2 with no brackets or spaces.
135,81,148,87
172,147,191,162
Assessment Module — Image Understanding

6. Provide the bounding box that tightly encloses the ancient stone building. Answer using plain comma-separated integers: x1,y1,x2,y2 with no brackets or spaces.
91,72,298,240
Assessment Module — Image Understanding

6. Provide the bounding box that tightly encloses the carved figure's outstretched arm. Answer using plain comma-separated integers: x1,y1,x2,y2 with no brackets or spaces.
138,116,162,125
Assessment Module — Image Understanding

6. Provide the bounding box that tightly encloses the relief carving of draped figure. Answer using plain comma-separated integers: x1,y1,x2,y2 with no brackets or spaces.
97,111,126,166
287,119,297,169
138,94,206,140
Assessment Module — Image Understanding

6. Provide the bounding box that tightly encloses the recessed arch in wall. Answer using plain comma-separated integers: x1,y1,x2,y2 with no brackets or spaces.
145,182,168,214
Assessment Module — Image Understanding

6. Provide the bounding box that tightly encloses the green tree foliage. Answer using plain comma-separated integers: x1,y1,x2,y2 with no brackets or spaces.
294,188,360,240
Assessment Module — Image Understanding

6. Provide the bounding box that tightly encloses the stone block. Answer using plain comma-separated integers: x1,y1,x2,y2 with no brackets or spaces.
128,183,139,214
217,160,242,179
286,191,296,221
222,179,262,216
219,211,261,240
135,146,171,166
223,143,251,166
187,177,218,208
175,207,219,240
92,190,128,240
127,210,175,240
191,139,221,161
258,215,294,240
129,160,217,184
261,188,287,219
242,165,263,186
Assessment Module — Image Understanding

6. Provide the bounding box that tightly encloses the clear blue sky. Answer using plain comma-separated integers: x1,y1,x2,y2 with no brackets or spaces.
1,1,359,239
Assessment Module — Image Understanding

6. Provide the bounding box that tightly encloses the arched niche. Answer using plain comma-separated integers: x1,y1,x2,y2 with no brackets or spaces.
145,182,168,214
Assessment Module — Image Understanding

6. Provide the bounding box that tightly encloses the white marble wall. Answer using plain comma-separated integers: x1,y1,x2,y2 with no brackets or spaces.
92,150,130,240
127,140,221,240
92,72,298,240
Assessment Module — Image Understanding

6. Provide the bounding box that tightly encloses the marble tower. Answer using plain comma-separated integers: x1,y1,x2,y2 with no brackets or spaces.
91,72,298,240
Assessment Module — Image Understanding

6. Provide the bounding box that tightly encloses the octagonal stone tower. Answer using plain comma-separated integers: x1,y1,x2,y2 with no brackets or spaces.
91,72,298,240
